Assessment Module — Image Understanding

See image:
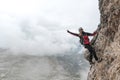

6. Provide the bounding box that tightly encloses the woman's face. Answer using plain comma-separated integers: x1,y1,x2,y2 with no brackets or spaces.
79,29,83,33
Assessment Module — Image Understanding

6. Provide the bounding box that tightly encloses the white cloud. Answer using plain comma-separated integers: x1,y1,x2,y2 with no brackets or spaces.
0,0,100,55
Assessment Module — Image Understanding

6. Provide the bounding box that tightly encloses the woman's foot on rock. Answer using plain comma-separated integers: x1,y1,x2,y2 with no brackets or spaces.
97,58,102,63
89,61,95,65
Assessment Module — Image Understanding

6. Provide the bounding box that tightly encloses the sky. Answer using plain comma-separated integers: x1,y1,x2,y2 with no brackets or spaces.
0,0,100,55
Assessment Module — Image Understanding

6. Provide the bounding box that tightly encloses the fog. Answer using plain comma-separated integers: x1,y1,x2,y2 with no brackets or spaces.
0,0,100,55
0,0,100,80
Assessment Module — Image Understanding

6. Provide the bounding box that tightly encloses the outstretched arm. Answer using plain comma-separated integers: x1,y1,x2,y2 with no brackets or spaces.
67,30,79,37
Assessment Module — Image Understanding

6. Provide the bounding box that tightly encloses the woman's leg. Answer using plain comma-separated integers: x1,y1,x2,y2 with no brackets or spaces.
84,44,93,62
85,44,98,61
88,45,98,61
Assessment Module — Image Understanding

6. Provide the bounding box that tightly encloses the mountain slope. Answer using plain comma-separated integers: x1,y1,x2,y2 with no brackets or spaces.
0,50,89,80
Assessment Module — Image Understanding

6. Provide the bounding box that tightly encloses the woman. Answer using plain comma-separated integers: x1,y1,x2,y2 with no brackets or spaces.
67,27,101,64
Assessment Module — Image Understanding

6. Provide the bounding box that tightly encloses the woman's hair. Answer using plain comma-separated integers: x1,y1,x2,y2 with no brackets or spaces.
79,27,83,31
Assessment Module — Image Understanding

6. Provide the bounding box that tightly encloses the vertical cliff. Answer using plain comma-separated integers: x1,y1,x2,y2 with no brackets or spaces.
87,0,120,80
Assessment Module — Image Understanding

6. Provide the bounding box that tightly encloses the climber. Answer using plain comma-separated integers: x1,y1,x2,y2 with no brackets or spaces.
67,27,101,64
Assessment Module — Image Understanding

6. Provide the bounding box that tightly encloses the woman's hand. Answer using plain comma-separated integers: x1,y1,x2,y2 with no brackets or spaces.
94,30,99,34
67,30,70,33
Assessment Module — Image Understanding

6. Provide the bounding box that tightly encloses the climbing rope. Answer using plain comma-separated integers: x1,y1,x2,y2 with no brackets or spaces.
91,25,102,46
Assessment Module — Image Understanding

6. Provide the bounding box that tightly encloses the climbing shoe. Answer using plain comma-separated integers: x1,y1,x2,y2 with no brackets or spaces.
89,61,95,65
97,58,102,63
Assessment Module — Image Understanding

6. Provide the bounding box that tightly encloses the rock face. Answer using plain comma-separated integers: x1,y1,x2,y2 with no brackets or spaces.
87,0,120,80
